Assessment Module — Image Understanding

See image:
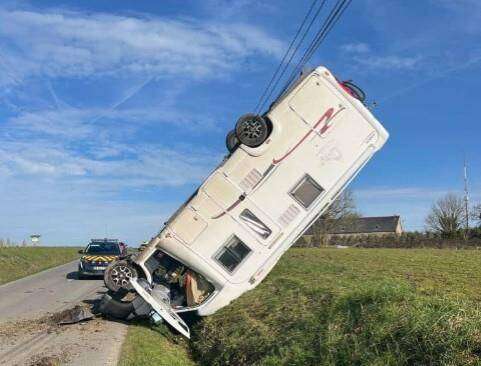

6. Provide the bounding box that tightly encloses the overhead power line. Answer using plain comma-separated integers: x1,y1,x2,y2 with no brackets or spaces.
255,0,327,114
280,0,353,99
254,0,353,114
254,0,322,114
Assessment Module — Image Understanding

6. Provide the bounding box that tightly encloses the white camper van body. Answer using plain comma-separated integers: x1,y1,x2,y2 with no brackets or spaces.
125,66,389,337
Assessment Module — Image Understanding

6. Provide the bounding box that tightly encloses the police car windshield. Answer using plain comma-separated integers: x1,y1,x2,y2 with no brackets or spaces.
85,243,120,255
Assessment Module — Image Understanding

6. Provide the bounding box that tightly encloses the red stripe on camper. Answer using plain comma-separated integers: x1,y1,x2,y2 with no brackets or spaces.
272,106,345,165
211,196,244,219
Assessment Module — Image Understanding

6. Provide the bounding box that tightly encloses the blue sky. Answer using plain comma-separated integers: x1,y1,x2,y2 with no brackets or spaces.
0,0,480,245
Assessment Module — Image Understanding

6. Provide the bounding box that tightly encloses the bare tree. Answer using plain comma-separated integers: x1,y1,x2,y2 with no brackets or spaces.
295,235,309,247
425,193,466,238
322,189,358,221
311,189,360,245
472,204,481,227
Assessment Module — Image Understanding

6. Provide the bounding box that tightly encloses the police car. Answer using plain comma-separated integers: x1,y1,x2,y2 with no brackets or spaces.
78,239,125,278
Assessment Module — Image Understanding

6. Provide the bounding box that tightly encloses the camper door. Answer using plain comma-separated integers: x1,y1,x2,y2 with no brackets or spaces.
130,278,190,338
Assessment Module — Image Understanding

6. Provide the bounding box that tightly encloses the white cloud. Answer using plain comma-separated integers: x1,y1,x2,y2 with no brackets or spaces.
340,42,371,54
0,139,221,185
0,4,283,244
340,42,421,71
0,137,223,244
5,105,219,141
0,7,283,85
355,187,454,200
0,176,177,245
354,55,421,70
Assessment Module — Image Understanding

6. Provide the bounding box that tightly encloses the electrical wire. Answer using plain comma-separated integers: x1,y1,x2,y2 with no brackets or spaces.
254,0,320,114
255,0,328,114
301,0,352,69
276,0,353,103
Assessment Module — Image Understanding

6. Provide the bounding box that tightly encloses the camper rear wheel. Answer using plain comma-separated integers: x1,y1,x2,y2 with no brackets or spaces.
235,114,268,148
104,259,138,292
226,130,239,153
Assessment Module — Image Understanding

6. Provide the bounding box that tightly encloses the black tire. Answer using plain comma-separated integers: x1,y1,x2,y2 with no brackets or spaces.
235,114,268,148
104,259,138,292
77,267,85,280
225,130,239,153
96,293,135,319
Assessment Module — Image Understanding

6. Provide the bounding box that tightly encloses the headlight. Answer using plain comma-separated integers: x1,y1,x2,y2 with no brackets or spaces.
81,260,93,268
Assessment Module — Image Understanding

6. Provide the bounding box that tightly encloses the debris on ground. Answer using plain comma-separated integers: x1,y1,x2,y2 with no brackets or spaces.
0,304,95,341
0,301,126,365
52,304,94,325
0,318,49,339
29,354,66,366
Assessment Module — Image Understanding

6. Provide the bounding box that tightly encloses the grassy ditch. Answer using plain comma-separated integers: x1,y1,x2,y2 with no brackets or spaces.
0,246,80,285
121,248,481,365
119,321,196,366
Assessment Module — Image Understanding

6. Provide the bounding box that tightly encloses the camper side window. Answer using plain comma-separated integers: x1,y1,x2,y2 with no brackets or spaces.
216,236,251,273
290,174,324,209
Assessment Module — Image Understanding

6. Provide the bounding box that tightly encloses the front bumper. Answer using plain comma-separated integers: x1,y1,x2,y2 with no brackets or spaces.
78,263,108,276
78,269,106,276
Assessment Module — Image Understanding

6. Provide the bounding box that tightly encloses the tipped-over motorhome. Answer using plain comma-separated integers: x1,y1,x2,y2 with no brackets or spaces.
99,66,389,338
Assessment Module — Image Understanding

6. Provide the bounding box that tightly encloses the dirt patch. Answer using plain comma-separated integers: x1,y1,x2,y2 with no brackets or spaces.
0,303,126,365
28,352,69,366
0,304,94,340
0,318,48,339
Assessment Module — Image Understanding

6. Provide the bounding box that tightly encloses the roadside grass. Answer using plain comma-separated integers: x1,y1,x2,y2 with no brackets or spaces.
119,321,196,366
121,248,481,365
0,246,80,285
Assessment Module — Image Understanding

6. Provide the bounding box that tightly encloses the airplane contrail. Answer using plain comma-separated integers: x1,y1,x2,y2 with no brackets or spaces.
378,53,481,104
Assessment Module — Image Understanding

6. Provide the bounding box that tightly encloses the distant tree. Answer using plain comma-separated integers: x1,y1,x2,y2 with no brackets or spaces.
22,239,27,247
310,227,323,247
0,238,4,247
311,189,360,245
425,193,466,238
6,238,11,246
295,236,309,248
472,204,481,227
322,189,358,221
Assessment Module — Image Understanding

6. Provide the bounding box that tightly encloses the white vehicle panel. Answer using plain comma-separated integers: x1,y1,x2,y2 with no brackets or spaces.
130,277,191,338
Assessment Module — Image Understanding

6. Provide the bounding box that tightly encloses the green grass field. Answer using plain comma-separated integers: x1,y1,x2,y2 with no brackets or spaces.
119,321,196,366
120,248,481,366
0,246,80,285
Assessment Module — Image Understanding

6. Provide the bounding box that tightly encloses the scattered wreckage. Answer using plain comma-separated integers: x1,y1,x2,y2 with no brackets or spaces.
99,66,389,338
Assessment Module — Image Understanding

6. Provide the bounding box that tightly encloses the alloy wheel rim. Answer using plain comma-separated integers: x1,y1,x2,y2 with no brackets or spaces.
111,265,133,287
240,119,263,140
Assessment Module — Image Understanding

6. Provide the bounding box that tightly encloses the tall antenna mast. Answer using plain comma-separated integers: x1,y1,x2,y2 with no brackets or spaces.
464,156,470,237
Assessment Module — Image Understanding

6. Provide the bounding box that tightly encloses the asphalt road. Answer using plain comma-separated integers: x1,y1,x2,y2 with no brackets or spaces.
0,261,101,322
0,261,128,366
